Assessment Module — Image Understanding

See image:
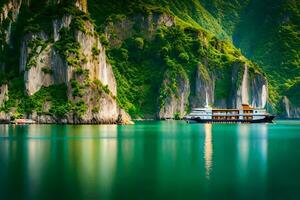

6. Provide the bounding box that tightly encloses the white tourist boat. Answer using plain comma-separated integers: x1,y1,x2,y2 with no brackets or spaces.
184,104,275,123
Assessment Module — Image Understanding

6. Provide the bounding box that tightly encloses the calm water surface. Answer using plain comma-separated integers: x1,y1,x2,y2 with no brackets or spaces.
0,121,300,200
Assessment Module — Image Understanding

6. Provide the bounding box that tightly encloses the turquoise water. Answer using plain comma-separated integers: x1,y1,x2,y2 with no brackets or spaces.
0,121,300,200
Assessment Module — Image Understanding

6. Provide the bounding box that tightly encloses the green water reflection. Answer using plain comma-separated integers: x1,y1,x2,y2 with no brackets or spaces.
0,121,300,199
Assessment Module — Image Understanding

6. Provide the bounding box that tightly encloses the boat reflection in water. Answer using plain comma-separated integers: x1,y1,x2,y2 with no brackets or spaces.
204,123,213,179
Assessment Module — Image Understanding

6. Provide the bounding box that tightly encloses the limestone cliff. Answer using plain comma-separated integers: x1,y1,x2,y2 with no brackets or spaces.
0,1,132,124
0,0,22,71
96,8,271,119
159,60,269,119
0,0,279,122
0,84,8,106
20,16,117,95
232,63,268,109
282,96,300,119
190,63,214,108
21,33,54,95
159,68,190,119
281,82,300,118
24,16,128,124
105,12,174,47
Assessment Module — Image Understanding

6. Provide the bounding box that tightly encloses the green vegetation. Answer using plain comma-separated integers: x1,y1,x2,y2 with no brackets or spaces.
200,0,250,36
0,77,71,118
99,34,109,46
54,27,81,65
0,75,91,119
0,77,26,114
92,45,100,57
89,0,228,39
2,0,299,119
26,37,48,70
41,67,53,74
70,78,84,97
198,0,300,109
70,13,92,34
30,84,71,117
286,81,300,106
0,0,10,10
72,100,87,117
103,10,249,117
0,0,93,119
92,106,100,113
174,112,180,120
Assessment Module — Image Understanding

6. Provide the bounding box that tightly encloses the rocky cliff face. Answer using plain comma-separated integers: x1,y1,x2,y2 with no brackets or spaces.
0,1,132,124
232,63,268,109
282,96,300,119
0,84,8,106
0,0,277,122
160,61,269,119
0,0,22,71
159,68,190,119
74,23,117,96
21,33,54,95
26,16,126,123
0,84,9,122
105,12,174,47
0,0,21,25
190,63,214,108
94,6,271,119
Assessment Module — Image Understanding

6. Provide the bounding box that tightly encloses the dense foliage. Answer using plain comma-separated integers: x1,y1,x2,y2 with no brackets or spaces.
0,0,91,118
101,13,257,117
1,0,299,119
199,0,300,107
0,77,71,119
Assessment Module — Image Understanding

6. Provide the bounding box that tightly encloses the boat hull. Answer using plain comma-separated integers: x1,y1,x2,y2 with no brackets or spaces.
186,115,276,124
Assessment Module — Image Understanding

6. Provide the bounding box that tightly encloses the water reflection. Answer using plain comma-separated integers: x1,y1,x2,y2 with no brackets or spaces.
236,124,268,198
2,121,300,200
98,129,117,193
237,124,250,179
259,125,268,176
253,124,268,180
204,123,213,179
27,140,51,198
0,124,9,137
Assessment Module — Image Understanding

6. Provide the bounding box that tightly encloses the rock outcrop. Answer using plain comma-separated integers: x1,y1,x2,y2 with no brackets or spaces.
233,63,268,109
74,22,117,96
0,1,133,124
21,33,54,95
0,0,21,24
159,69,190,119
282,96,300,119
0,0,281,122
159,60,269,119
105,13,175,47
0,0,22,71
0,84,8,106
20,21,73,95
190,63,214,107
0,84,9,122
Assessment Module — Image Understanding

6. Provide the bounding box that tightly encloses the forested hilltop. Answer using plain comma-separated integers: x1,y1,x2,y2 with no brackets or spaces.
0,0,298,123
